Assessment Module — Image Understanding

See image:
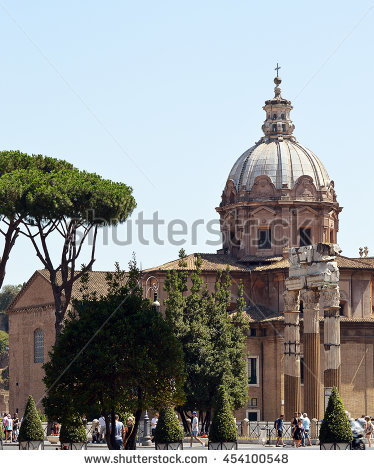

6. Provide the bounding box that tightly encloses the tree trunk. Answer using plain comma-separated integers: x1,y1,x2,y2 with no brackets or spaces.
177,407,190,434
104,414,115,450
202,409,211,434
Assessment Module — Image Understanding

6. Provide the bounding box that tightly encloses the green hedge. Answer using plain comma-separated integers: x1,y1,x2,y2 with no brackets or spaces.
209,385,237,442
18,395,45,442
319,387,353,444
154,407,184,443
60,415,88,444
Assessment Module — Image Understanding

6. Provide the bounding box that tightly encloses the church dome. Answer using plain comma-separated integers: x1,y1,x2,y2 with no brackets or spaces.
228,139,330,191
227,73,330,192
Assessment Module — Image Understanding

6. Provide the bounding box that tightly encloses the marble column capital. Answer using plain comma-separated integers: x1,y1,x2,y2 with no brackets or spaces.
283,290,300,313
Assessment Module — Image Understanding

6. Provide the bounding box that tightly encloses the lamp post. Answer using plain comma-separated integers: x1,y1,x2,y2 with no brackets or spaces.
142,410,152,447
141,276,160,446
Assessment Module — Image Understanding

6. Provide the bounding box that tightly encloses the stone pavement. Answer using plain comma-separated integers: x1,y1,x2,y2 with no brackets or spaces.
2,441,373,450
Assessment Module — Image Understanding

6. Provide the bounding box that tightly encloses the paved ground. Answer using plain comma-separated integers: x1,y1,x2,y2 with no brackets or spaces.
2,441,372,450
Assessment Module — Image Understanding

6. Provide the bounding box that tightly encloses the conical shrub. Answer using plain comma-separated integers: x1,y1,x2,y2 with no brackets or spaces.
209,385,237,442
60,415,87,444
319,387,353,443
18,395,45,442
154,407,184,443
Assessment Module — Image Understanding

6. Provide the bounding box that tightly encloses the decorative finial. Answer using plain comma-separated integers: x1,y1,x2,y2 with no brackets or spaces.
275,63,281,77
364,246,369,257
359,247,363,257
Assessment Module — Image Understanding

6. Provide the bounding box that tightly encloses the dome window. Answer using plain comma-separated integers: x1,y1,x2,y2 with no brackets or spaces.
282,124,286,132
281,114,285,119
258,228,271,249
272,114,277,120
272,124,277,132
299,228,312,247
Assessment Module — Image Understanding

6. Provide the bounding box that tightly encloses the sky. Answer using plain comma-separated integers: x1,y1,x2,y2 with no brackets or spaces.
0,0,373,286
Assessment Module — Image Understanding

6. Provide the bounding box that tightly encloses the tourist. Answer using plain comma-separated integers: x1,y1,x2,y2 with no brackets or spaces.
12,413,19,442
292,419,303,448
188,411,205,448
301,413,311,446
291,412,298,447
5,414,13,442
123,417,136,450
111,414,124,450
364,416,373,448
99,413,106,443
275,414,286,447
150,411,159,442
357,415,366,429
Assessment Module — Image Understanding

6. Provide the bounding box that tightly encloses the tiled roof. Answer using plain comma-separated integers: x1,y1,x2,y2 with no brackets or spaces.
249,255,374,273
239,255,283,263
144,253,249,273
37,269,115,299
241,305,281,322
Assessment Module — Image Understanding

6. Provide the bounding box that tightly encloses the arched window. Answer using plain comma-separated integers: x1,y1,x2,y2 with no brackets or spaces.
272,114,277,120
272,124,277,132
281,114,285,119
34,329,44,363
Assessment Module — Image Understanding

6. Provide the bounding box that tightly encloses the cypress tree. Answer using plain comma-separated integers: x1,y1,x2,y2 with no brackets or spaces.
209,385,237,442
154,407,184,444
60,415,88,444
18,395,45,442
319,387,353,443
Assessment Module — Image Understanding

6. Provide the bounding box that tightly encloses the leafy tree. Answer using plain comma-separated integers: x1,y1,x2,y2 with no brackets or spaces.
60,415,88,445
209,385,238,442
43,258,185,450
154,407,184,444
0,151,75,292
1,366,9,390
0,284,22,333
0,284,22,312
18,395,45,442
0,331,9,370
319,387,353,444
164,251,248,433
0,150,136,340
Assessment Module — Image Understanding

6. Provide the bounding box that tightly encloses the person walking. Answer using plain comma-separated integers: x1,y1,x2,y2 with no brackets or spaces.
150,412,159,442
364,416,373,448
188,411,205,448
5,414,13,443
12,413,19,442
123,417,136,450
301,413,311,446
292,419,303,448
112,414,124,450
99,413,106,443
275,414,286,447
291,412,298,447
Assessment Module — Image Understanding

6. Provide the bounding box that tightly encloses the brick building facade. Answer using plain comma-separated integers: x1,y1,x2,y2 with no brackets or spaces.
7,74,374,420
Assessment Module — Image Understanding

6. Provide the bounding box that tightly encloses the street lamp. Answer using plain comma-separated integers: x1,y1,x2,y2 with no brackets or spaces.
141,276,160,446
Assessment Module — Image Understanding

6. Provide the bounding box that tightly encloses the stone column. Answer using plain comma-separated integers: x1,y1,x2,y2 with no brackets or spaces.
322,285,341,392
283,290,301,420
301,288,321,420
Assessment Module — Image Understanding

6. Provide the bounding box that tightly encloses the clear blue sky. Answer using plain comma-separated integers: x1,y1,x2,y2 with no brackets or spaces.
0,0,373,285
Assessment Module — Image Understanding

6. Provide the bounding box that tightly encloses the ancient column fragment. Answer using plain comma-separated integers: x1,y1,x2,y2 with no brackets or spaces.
322,285,341,391
301,288,321,420
283,290,301,419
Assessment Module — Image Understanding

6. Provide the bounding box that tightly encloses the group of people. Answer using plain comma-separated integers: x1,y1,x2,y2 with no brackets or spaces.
274,412,311,448
349,414,374,447
92,414,136,450
1,413,20,442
